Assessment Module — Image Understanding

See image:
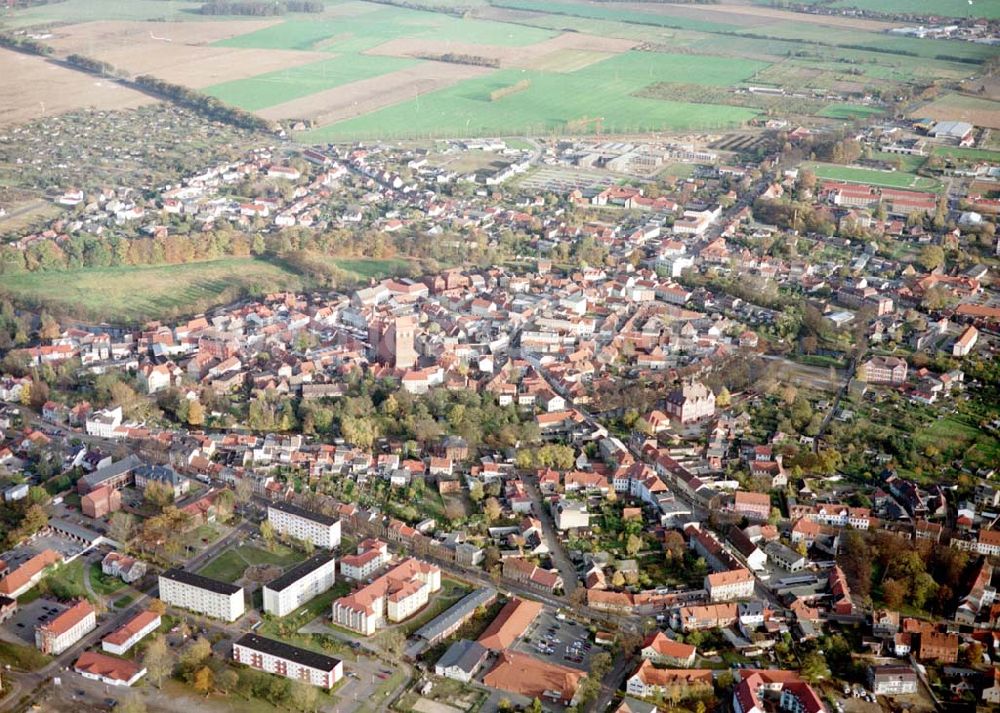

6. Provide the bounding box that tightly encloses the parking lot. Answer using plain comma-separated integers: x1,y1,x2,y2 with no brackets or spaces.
5,598,68,645
1,535,87,571
514,610,594,672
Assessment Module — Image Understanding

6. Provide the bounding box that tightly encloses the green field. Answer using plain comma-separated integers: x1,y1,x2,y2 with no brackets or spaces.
0,256,416,321
215,6,555,52
198,544,306,583
804,162,942,191
0,258,305,322
89,562,127,597
491,0,741,33
3,0,204,26
820,104,884,120
933,145,1000,162
303,51,765,140
206,54,417,110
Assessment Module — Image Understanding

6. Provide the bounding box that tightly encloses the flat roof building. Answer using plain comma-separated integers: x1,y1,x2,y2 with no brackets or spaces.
263,553,337,618
233,633,343,689
159,568,244,622
267,502,341,550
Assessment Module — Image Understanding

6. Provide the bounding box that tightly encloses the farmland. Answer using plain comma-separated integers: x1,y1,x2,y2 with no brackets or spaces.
803,162,943,192
302,51,765,140
912,94,1000,130
1,0,996,141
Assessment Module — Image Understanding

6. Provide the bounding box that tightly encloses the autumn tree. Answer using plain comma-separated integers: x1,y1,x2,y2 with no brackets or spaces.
187,400,205,427
143,635,174,688
260,520,276,550
289,680,319,712
108,511,135,544
483,497,502,523
194,665,214,696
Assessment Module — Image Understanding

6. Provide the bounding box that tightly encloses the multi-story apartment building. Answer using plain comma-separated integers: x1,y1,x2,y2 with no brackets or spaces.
263,553,337,617
331,558,440,635
267,502,341,550
233,633,343,689
705,568,755,602
36,600,96,655
102,610,161,656
159,569,245,622
868,666,917,696
340,539,390,581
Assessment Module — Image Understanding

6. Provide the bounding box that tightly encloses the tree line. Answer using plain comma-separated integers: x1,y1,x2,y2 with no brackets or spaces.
0,31,54,56
416,52,499,68
198,0,324,15
132,75,272,133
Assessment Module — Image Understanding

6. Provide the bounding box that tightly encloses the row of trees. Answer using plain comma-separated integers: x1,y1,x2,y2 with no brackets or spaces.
0,31,54,56
416,53,500,68
199,0,324,15
133,75,272,133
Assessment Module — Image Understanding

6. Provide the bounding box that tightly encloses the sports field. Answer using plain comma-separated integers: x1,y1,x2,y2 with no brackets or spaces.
804,162,942,192
819,105,884,120
302,51,765,140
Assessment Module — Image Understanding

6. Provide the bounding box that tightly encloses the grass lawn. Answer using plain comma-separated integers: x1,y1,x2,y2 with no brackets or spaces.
205,54,417,111
0,640,50,671
332,258,412,280
198,543,306,582
89,562,127,597
114,594,135,609
304,51,763,140
915,414,1000,473
803,161,942,191
398,578,471,636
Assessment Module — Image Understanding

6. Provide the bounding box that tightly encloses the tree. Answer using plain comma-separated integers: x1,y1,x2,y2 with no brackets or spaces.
194,665,214,696
379,629,406,659
800,650,830,682
260,521,275,549
918,244,945,271
217,668,239,695
108,511,135,544
187,400,205,427
143,635,174,688
181,637,212,671
289,680,319,711
469,481,484,503
663,531,685,561
483,497,502,523
882,578,906,609
625,533,642,556
148,597,167,615
144,480,175,510
715,387,731,408
590,652,612,680
214,488,235,523
234,477,254,507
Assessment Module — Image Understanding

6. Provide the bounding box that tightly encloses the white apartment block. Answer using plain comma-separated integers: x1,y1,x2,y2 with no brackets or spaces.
332,558,440,636
263,553,337,617
233,633,343,689
102,610,161,656
340,539,390,581
36,600,96,655
159,569,245,622
267,502,341,550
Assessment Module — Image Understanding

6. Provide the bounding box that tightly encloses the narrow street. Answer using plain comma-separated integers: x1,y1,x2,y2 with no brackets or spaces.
521,476,578,596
